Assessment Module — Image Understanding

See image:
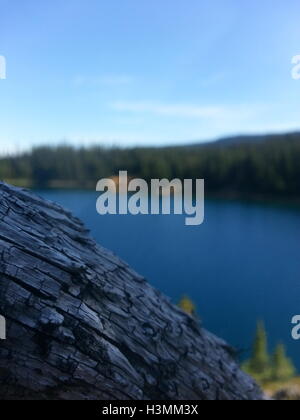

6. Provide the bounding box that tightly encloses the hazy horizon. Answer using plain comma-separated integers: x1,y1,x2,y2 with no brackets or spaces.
0,129,299,158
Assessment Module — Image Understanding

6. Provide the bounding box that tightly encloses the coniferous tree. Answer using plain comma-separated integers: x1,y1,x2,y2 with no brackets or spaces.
271,343,295,382
243,323,297,384
249,322,270,374
243,321,271,383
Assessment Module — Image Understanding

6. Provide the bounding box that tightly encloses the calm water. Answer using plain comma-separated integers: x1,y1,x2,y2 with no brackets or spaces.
38,190,300,369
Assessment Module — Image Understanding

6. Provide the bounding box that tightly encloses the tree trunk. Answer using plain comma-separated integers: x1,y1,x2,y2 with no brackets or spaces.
0,182,262,400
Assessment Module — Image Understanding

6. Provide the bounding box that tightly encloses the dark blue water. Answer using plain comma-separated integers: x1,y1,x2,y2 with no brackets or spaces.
38,190,300,369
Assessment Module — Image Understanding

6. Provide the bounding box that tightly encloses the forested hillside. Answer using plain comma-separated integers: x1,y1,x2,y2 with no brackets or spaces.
1,132,300,198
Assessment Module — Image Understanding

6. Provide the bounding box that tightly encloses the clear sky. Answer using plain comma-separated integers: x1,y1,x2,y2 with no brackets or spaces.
0,0,300,153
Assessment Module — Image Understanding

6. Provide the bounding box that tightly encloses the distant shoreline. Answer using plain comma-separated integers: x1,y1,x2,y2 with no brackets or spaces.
5,179,299,208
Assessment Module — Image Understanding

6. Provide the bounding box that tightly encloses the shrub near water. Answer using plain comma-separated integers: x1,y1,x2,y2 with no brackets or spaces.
178,296,197,317
271,344,296,382
243,322,296,384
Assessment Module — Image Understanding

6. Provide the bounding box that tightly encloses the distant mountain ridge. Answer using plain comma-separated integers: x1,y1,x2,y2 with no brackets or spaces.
183,132,300,149
214,132,300,146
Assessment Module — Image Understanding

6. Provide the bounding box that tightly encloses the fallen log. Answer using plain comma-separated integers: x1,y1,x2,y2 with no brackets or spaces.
0,182,262,400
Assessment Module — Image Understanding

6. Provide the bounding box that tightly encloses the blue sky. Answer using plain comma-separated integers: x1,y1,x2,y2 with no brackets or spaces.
0,0,300,153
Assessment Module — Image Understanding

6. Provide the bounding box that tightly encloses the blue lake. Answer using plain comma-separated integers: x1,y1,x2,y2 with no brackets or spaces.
38,190,300,369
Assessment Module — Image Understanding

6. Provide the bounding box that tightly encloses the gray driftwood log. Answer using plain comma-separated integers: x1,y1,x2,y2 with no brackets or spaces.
0,182,262,400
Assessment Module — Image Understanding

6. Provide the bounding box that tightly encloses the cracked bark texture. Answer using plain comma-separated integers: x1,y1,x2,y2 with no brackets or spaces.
0,182,262,400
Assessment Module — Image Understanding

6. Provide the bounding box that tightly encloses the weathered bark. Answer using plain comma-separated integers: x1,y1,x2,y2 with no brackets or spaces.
0,182,262,400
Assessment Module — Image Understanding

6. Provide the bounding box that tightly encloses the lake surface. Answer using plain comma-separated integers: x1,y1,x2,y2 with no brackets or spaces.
38,190,300,369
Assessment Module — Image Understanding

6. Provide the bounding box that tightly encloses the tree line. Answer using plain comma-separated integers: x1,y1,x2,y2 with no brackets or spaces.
1,132,300,198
